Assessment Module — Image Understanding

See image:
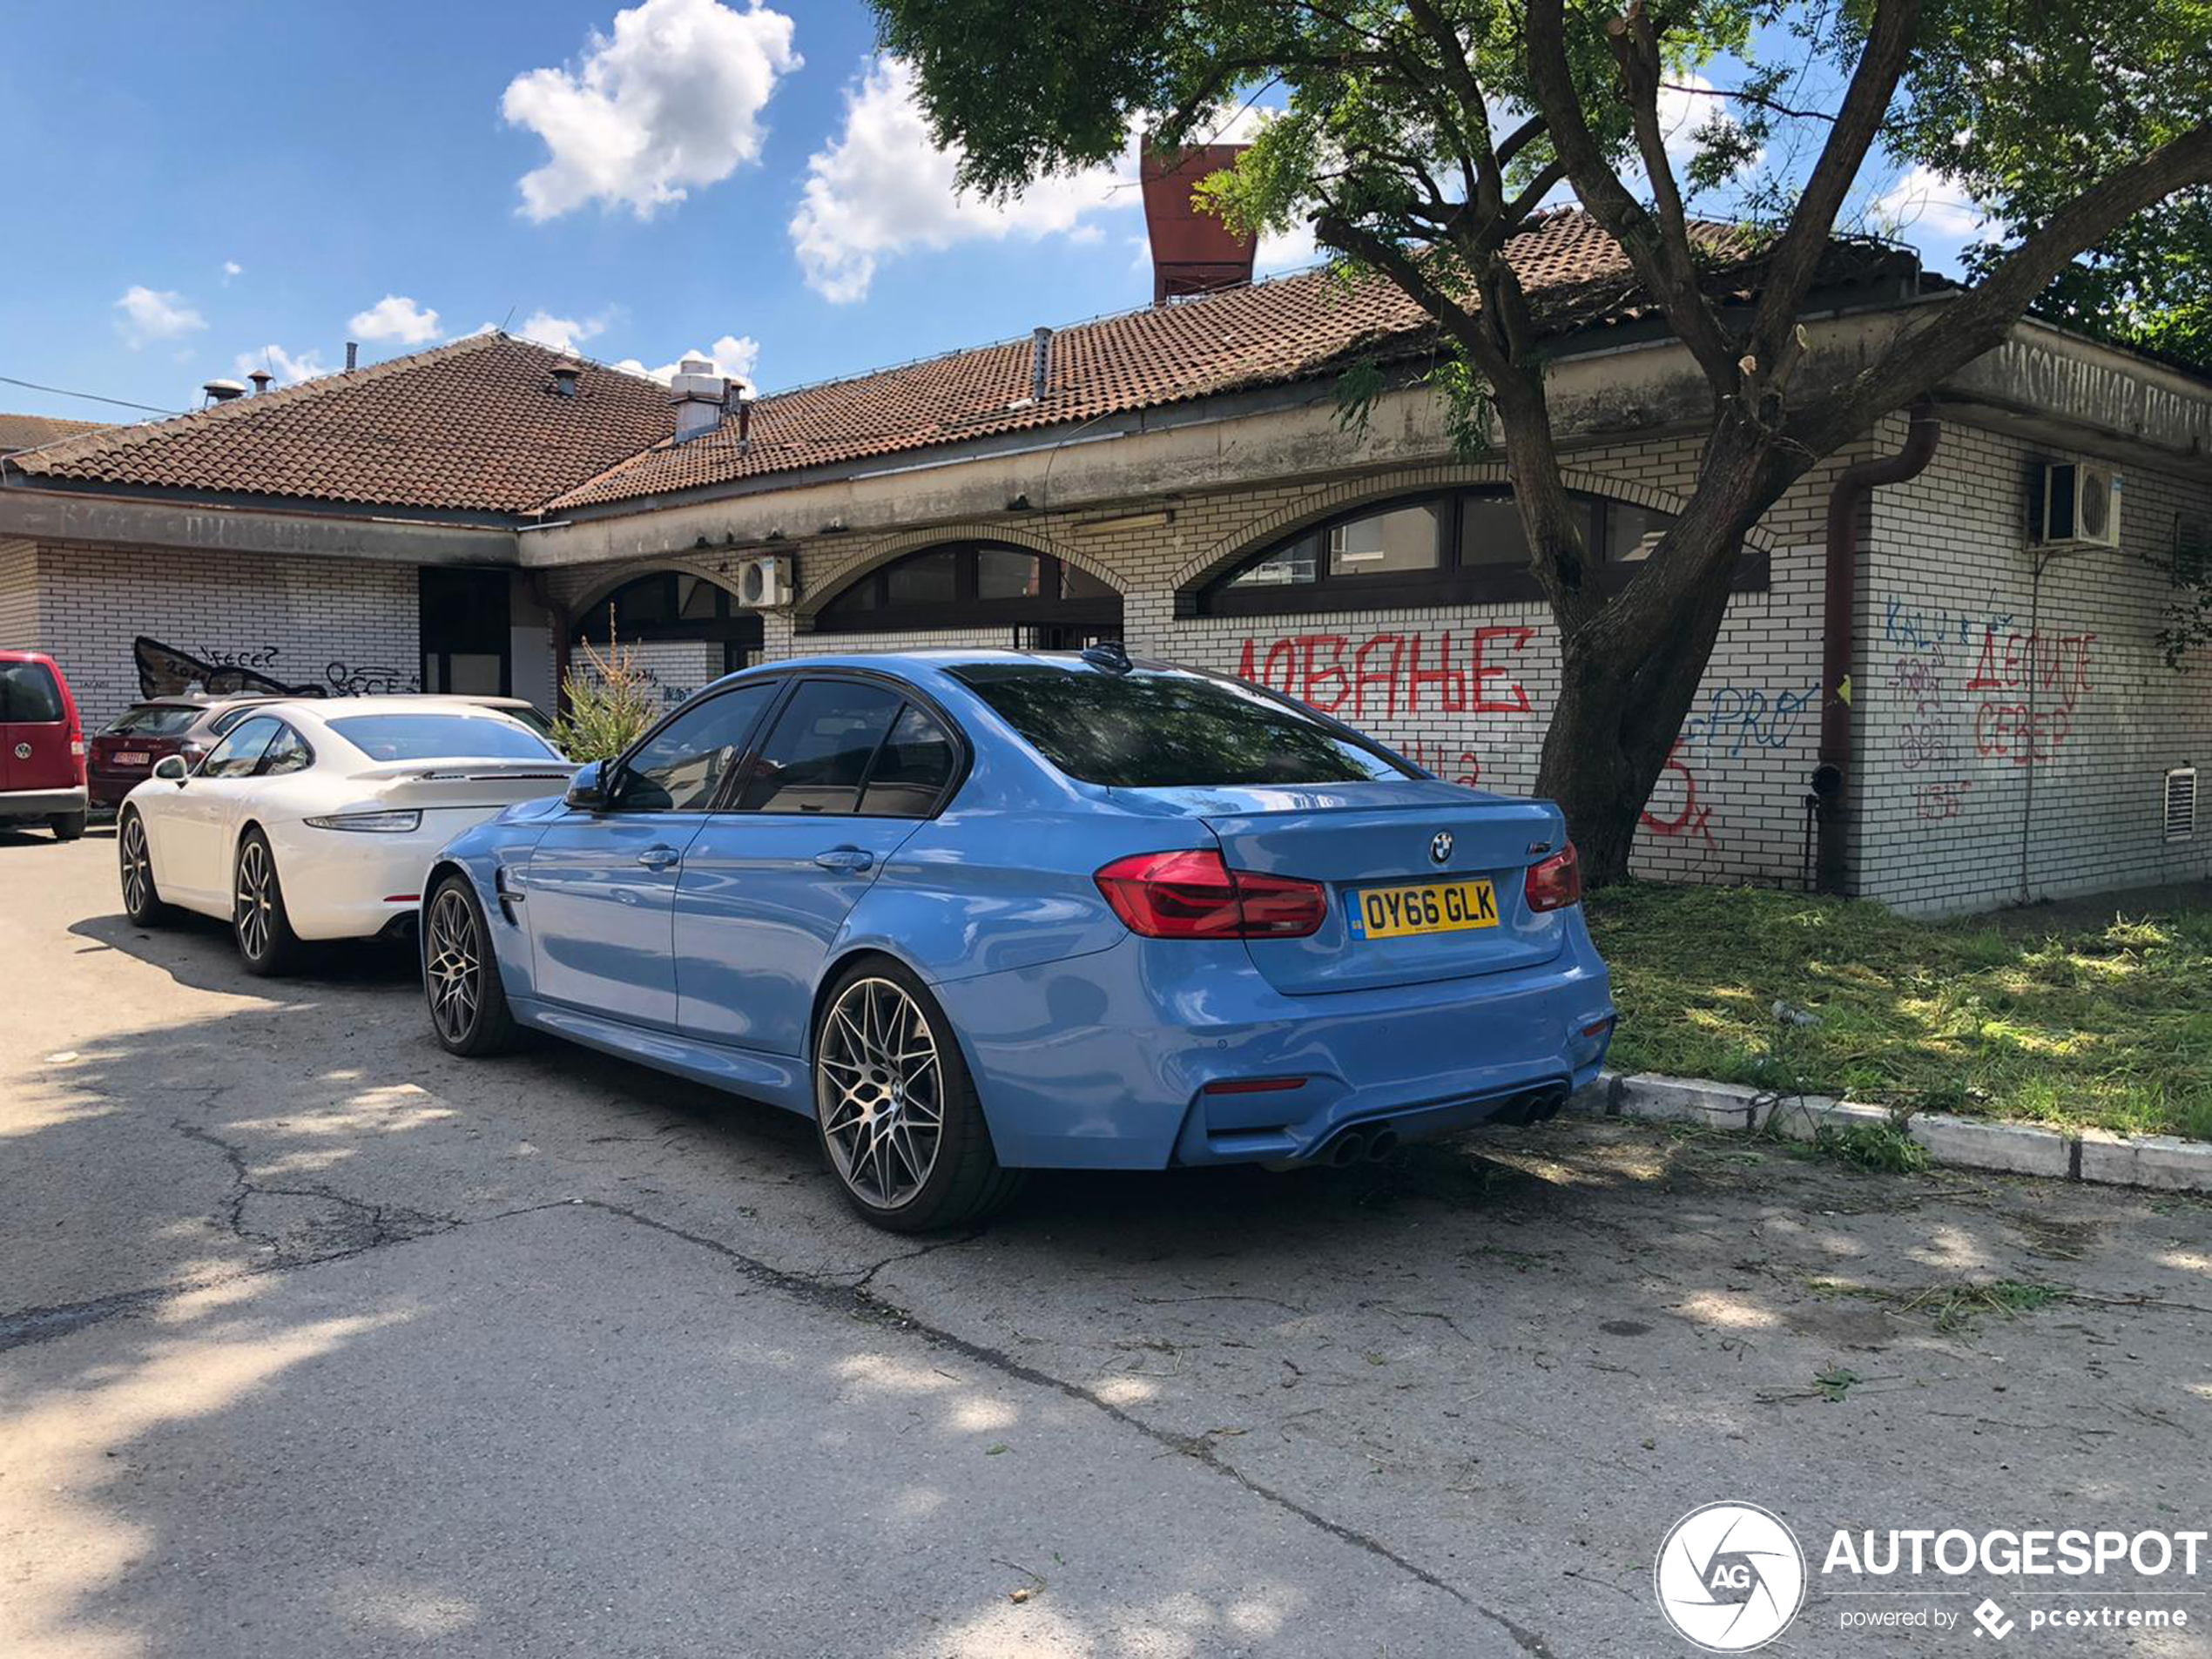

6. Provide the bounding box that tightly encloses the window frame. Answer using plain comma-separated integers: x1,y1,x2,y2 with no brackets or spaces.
604,680,782,815
663,669,973,821
199,716,280,779
254,721,316,778
811,542,1122,637
1193,487,1769,617
571,571,767,650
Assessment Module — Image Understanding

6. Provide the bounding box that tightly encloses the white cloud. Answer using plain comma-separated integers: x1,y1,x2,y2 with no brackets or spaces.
221,260,243,282
348,293,442,345
515,310,607,354
502,0,799,221
791,55,1136,303
1871,163,1985,243
1254,218,1319,277
233,344,328,386
613,332,760,385
114,286,206,346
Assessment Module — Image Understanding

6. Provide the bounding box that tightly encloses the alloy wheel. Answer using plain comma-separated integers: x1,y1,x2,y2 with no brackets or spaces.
234,840,274,961
817,976,945,1209
426,888,481,1045
120,816,150,914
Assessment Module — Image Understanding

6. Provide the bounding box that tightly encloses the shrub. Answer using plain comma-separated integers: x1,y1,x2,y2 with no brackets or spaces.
552,622,657,763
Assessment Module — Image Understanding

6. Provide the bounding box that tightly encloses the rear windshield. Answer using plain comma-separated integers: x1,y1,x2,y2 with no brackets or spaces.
950,664,1413,788
105,704,203,738
327,714,560,763
0,662,64,724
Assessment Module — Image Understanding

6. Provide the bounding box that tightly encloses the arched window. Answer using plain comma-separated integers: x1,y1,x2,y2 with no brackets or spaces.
813,541,1121,636
1193,487,1758,617
572,571,759,643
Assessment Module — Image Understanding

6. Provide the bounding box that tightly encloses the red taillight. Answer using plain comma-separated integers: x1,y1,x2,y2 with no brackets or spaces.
1095,848,1326,939
1524,844,1581,913
1201,1076,1309,1096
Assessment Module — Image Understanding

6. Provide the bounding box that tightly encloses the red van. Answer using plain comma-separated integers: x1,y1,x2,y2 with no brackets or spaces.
0,651,88,840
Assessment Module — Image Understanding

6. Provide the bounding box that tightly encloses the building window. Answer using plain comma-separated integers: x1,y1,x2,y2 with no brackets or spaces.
1195,488,1766,616
813,542,1122,636
572,572,764,659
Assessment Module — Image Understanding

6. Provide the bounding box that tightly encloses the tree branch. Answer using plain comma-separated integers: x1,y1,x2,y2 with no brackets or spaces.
1522,0,1741,393
1658,81,1838,125
1796,122,2212,457
1742,0,1921,371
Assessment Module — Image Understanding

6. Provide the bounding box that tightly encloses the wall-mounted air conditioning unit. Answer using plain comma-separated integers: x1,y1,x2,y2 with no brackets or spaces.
2030,460,2123,549
734,553,792,609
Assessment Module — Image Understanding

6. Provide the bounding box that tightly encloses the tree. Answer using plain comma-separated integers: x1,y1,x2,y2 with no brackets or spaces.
553,617,659,762
869,0,2212,883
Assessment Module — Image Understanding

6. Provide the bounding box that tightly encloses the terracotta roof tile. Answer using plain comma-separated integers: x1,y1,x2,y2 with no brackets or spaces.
6,334,673,514
0,412,111,455
547,210,1774,512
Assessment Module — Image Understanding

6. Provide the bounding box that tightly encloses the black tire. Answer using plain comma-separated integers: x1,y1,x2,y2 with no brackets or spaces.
812,956,1022,1233
422,874,523,1056
117,808,178,926
231,827,306,976
51,812,86,842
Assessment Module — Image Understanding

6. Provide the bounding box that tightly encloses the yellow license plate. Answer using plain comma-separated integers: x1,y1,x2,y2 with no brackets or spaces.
1347,878,1499,941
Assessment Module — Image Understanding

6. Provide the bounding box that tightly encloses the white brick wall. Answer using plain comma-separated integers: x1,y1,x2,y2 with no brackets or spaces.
0,538,37,647
1856,414,2212,914
24,542,421,732
548,439,1865,889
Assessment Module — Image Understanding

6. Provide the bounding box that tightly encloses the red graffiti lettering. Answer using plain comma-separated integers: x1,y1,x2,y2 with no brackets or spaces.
1470,625,1534,713
1639,741,1717,846
1975,703,2071,765
1234,627,1531,724
1912,780,1972,820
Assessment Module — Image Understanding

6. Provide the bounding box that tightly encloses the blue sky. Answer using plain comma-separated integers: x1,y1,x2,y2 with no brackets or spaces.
0,0,1979,424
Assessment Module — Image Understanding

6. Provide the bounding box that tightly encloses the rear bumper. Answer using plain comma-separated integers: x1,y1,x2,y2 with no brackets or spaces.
0,786,88,819
934,923,1614,1170
88,769,152,809
264,819,448,941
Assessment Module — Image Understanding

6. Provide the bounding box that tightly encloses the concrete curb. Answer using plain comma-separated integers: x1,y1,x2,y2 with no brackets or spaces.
1564,1072,2212,1194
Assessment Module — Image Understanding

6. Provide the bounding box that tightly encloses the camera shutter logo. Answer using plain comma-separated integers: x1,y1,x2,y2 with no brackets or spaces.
1653,1502,1807,1651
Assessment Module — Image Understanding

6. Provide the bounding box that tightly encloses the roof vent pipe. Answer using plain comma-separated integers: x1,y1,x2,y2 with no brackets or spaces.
1031,327,1053,401
246,370,273,395
201,379,247,405
345,341,359,372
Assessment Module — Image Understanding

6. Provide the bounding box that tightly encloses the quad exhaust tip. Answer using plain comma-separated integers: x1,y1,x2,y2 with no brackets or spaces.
1327,1130,1367,1168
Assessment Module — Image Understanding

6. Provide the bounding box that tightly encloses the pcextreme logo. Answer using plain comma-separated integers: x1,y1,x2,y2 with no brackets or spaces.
1654,1502,1809,1652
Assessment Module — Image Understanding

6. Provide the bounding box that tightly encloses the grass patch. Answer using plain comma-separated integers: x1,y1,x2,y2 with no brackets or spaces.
1588,882,2212,1140
1811,1277,2069,1333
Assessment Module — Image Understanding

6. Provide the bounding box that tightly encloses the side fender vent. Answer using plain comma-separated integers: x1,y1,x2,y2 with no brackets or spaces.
2165,766,2198,843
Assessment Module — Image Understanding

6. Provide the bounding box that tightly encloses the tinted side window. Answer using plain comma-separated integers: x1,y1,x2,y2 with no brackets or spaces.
260,725,314,776
857,705,957,818
201,717,279,779
736,681,901,815
0,663,64,723
616,685,773,812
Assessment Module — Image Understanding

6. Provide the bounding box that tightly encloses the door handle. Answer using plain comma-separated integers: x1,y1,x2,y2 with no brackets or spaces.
813,846,874,873
636,845,680,870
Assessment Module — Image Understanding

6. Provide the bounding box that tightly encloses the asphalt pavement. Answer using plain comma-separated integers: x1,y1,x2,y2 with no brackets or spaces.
4,829,2209,1656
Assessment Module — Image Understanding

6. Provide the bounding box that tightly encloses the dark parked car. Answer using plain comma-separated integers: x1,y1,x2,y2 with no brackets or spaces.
0,650,88,839
87,695,288,810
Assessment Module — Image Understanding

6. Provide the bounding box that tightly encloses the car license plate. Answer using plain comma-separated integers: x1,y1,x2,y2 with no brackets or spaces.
116,751,150,766
1347,878,1499,941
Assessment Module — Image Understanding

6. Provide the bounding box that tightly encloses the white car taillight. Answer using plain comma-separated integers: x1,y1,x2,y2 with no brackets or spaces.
303,810,423,833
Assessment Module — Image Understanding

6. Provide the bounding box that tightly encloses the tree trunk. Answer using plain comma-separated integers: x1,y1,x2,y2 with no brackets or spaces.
1533,508,1750,888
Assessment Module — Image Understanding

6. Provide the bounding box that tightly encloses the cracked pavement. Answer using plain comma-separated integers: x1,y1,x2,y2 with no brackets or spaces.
5,833,2212,1656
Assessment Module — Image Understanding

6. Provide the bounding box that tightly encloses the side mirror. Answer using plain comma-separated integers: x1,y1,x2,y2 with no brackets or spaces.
152,755,190,783
563,760,609,812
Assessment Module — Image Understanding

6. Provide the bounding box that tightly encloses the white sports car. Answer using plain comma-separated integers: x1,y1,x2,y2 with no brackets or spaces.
116,696,576,974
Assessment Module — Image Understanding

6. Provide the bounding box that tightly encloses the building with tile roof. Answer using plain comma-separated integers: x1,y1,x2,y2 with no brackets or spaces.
2,210,2207,912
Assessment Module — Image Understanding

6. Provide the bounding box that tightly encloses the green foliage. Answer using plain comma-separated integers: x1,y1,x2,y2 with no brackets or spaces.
551,623,658,764
1811,1120,1930,1175
1877,0,2212,368
1587,880,2212,1139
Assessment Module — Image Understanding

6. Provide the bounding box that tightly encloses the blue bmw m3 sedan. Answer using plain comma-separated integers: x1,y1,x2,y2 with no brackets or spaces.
421,648,1614,1231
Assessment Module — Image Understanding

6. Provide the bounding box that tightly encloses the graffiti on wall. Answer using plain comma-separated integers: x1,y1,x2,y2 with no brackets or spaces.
1639,740,1718,847
1680,683,1818,758
1235,626,1535,719
1966,626,2096,765
135,637,324,699
134,637,421,700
